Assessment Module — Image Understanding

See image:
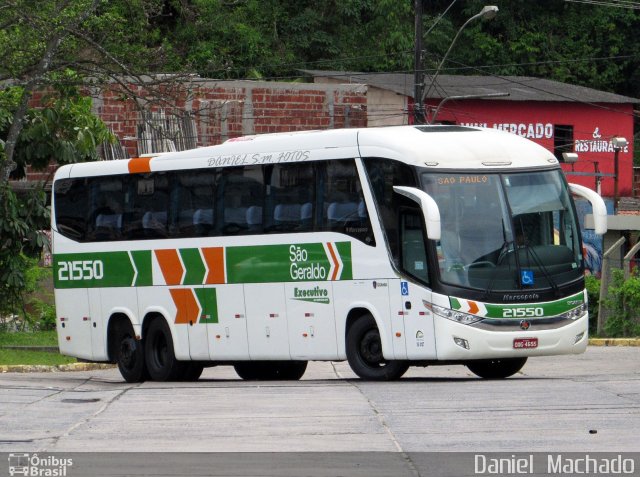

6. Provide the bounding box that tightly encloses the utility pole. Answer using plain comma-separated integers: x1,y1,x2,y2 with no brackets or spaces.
413,0,424,124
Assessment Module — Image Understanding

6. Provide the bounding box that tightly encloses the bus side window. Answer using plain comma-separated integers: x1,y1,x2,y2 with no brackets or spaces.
363,158,417,261
173,170,217,237
321,159,375,245
54,178,89,241
219,166,265,235
89,176,126,241
400,209,429,285
266,163,314,233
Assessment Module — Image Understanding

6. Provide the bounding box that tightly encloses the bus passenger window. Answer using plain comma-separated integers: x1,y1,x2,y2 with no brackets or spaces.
220,166,264,235
322,160,374,245
267,163,314,233
54,178,89,241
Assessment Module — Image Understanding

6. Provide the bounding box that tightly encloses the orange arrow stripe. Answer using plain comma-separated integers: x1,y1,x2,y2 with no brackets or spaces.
468,301,479,315
170,288,200,324
155,249,184,285
202,247,225,284
327,242,340,281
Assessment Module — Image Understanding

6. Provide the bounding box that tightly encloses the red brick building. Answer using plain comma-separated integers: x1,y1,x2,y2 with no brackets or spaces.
304,71,638,199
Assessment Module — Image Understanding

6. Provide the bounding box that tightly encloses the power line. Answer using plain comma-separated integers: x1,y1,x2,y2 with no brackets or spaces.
564,0,640,9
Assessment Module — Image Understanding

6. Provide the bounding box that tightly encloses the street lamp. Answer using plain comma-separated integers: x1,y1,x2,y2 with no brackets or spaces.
421,5,499,122
612,136,628,213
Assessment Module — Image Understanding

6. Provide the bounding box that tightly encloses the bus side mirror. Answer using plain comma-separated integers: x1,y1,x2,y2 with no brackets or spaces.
393,186,441,240
569,183,607,235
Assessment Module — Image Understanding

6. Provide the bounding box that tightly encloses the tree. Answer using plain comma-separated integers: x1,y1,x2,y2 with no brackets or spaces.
0,0,175,324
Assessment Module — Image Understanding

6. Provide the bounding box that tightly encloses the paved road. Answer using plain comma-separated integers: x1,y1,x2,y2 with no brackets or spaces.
0,346,638,459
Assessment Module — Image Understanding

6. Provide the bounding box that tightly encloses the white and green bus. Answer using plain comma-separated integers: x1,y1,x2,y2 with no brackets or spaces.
51,125,607,382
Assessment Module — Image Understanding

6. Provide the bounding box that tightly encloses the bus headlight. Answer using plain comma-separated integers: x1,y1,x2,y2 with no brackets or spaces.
560,303,588,321
429,304,484,325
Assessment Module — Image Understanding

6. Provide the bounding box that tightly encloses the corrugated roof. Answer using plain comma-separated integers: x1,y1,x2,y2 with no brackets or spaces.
300,70,640,104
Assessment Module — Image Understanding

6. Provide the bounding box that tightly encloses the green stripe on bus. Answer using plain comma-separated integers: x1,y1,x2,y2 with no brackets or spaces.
195,288,218,324
131,250,152,286
180,248,206,285
53,252,135,288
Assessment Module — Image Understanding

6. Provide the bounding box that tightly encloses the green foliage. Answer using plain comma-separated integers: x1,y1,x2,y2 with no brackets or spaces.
0,349,76,366
11,84,114,179
585,274,600,336
603,269,640,337
0,330,59,346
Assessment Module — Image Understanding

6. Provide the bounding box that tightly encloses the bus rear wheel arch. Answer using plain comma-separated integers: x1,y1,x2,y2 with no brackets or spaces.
108,314,147,383
346,313,409,380
466,357,528,379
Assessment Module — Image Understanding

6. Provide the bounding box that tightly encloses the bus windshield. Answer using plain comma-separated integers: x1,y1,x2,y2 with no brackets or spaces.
421,170,583,292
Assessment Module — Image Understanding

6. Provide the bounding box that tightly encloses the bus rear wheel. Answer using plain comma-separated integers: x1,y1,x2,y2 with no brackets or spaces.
346,314,409,381
234,361,307,380
113,321,146,383
466,357,527,379
144,318,186,381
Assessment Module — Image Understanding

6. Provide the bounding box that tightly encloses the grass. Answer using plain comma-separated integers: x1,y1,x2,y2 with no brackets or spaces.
0,330,76,366
0,330,59,346
0,349,76,366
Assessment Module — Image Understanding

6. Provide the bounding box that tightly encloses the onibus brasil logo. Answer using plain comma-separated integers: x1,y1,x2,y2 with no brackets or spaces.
8,454,73,477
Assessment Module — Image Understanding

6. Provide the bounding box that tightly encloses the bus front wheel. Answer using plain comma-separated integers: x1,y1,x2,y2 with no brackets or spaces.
466,357,527,379
346,314,409,381
144,318,186,381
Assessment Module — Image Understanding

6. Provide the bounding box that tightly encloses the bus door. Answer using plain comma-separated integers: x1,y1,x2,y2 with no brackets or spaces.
207,285,249,360
244,283,290,360
286,282,338,360
398,209,437,360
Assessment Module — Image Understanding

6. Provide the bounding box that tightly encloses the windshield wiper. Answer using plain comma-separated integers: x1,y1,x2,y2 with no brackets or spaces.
483,220,514,300
520,244,561,297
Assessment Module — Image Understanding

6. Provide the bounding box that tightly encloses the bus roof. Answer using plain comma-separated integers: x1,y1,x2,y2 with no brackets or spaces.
55,125,558,180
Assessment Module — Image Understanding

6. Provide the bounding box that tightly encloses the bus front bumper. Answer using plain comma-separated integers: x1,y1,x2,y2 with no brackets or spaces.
434,313,589,360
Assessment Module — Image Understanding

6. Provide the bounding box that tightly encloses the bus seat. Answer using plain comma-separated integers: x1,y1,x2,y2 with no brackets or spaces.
193,208,213,235
193,208,213,225
246,206,263,231
95,213,122,240
327,201,358,225
142,211,167,237
274,203,301,225
300,202,313,229
224,207,248,227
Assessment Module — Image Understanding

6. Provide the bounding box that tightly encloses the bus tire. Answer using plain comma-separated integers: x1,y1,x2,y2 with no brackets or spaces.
144,318,185,381
233,362,261,380
466,357,527,379
234,361,307,380
346,314,409,381
180,363,204,381
113,321,147,383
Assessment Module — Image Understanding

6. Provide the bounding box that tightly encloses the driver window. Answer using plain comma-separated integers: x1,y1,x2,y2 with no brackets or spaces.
400,209,429,285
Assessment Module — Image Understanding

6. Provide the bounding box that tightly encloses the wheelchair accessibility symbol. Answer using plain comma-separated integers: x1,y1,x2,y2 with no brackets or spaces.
400,281,409,296
521,270,534,286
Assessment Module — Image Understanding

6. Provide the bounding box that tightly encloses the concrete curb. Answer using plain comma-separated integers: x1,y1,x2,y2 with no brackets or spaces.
1,340,638,374
0,362,116,373
588,338,640,347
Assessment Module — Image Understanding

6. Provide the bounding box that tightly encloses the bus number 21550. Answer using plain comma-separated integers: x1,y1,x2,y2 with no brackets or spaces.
58,260,104,281
502,307,544,318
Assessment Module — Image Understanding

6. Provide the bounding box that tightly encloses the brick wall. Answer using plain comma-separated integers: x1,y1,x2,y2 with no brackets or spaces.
96,79,368,157
23,79,368,184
